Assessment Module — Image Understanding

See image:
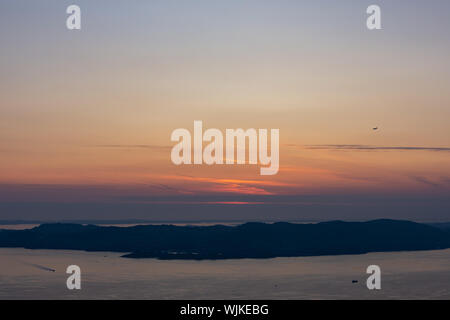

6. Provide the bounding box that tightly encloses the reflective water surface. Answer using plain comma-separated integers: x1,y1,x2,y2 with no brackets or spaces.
0,248,449,299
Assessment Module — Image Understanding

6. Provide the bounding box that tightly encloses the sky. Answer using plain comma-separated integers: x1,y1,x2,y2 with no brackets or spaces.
1,0,450,222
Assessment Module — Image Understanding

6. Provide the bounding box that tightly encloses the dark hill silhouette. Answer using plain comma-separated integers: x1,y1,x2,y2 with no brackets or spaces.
0,219,449,260
431,222,450,231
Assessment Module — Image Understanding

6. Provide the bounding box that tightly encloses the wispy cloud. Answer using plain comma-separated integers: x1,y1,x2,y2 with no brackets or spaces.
300,145,450,152
411,176,441,188
162,175,291,195
165,175,290,187
94,144,171,150
145,183,194,195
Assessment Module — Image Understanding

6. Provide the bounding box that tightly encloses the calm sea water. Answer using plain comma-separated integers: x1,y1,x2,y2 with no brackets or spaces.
0,247,449,299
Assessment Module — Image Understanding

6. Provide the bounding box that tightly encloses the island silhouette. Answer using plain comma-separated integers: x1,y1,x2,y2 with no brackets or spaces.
0,219,449,260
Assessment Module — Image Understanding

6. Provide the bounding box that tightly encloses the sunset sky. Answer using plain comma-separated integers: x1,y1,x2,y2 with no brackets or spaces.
1,1,449,221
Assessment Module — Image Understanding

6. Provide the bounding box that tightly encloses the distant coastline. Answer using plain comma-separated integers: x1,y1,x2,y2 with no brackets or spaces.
1,218,448,227
0,219,322,226
1,219,449,260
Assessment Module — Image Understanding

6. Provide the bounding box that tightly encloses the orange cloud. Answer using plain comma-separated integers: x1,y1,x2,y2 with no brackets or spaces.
160,175,292,195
